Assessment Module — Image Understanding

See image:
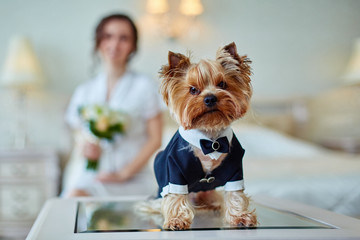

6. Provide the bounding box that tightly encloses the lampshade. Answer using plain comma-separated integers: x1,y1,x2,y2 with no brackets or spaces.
343,38,360,85
179,0,204,16
146,0,169,14
1,36,44,88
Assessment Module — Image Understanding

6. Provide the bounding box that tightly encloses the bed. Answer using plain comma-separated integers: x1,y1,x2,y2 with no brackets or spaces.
231,123,360,218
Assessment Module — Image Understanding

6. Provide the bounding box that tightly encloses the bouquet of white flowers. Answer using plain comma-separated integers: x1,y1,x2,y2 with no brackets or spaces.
79,104,128,170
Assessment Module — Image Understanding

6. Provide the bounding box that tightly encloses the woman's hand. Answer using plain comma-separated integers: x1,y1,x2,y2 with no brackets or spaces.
95,113,163,184
96,171,129,183
83,141,102,160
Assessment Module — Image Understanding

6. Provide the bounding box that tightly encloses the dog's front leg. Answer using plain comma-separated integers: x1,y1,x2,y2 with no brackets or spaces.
224,190,257,227
161,193,195,230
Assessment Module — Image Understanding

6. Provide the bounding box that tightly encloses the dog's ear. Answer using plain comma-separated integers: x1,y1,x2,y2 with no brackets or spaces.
216,42,246,65
159,51,191,106
216,42,252,79
160,51,191,78
223,42,240,61
168,51,190,70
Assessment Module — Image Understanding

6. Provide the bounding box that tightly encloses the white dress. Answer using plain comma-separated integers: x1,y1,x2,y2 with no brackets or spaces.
62,70,163,196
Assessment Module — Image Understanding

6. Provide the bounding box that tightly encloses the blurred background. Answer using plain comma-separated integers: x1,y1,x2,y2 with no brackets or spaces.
0,0,360,239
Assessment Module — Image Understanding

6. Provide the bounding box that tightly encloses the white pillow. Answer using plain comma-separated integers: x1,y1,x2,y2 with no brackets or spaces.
233,124,325,158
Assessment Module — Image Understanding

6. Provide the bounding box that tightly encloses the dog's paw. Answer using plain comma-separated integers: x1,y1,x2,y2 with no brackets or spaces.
227,211,257,227
163,218,192,230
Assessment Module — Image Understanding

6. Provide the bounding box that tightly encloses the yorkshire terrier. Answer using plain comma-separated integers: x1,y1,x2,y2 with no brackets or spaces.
138,42,257,230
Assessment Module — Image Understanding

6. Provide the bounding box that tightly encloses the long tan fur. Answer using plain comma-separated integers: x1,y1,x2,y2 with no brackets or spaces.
161,194,195,230
136,42,257,230
224,191,257,226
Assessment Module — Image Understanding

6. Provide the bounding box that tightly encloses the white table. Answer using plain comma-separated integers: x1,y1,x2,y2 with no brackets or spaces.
26,195,360,240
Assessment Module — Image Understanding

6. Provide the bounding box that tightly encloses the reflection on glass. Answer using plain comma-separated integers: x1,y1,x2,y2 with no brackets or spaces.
75,201,333,233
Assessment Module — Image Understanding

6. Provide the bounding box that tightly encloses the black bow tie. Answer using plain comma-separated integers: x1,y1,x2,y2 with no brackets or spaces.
200,136,230,155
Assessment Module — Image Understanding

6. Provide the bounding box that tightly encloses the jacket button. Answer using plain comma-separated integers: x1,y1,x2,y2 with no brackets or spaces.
207,177,215,183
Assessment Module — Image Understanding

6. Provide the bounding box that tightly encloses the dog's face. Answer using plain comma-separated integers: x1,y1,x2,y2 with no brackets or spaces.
160,42,252,131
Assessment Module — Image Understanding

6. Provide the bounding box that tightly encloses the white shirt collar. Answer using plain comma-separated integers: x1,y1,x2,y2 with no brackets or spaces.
179,126,233,160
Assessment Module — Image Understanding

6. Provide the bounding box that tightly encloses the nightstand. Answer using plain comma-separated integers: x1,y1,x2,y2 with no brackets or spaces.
0,149,60,240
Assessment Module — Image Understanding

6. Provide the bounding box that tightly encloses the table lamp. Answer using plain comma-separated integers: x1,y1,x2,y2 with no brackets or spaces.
306,38,360,153
343,38,360,86
0,36,45,148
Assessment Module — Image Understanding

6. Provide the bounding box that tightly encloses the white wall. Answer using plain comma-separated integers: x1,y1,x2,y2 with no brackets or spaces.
0,0,360,152
1,0,360,96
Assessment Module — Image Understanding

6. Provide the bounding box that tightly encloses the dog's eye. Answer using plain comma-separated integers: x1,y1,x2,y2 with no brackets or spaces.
189,87,201,95
217,81,227,89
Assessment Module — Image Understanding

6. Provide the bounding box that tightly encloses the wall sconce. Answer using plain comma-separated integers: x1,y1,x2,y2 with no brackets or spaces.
146,0,169,14
179,0,204,16
0,36,44,148
144,0,204,41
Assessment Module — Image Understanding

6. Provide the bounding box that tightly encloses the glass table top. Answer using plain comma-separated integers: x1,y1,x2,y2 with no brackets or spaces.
75,200,333,233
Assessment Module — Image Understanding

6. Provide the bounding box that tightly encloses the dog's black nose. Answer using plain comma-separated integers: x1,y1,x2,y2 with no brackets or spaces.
204,94,217,107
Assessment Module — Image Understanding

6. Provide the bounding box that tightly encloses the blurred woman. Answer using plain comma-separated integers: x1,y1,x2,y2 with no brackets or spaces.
62,13,163,197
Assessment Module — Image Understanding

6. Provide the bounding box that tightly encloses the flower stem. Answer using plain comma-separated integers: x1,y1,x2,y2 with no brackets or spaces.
86,159,98,171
